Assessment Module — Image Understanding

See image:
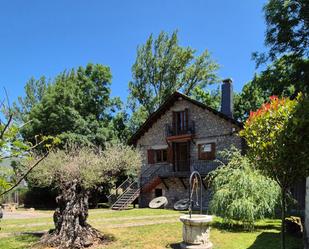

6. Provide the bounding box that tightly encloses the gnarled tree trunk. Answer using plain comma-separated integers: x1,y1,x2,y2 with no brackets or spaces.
41,180,105,248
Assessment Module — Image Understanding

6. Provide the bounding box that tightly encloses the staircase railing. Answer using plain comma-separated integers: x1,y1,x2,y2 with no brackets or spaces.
110,164,165,208
108,177,134,205
111,180,140,210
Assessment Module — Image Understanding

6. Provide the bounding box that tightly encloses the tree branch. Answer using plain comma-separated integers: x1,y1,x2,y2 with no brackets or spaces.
0,114,13,140
0,151,49,197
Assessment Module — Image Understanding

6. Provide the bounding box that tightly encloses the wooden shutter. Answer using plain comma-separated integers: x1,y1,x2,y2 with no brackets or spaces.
147,149,155,164
210,143,216,160
172,112,177,135
185,108,189,131
167,144,174,164
198,144,204,160
198,143,216,160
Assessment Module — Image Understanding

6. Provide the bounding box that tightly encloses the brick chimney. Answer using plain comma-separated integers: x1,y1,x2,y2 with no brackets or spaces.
221,78,233,118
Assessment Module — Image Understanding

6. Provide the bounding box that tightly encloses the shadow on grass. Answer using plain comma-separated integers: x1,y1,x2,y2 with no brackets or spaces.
247,232,302,249
168,242,181,249
167,233,302,249
12,230,117,249
211,220,281,233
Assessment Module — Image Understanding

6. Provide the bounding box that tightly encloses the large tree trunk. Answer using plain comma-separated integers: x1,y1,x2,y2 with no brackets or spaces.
40,180,105,248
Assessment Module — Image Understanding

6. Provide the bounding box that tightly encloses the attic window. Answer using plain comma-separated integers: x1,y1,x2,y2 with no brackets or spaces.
198,143,216,160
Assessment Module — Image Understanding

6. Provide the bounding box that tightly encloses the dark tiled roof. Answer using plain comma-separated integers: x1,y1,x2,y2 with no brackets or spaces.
128,91,243,145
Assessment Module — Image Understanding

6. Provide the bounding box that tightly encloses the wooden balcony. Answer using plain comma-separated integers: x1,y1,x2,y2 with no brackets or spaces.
165,120,195,141
141,160,218,180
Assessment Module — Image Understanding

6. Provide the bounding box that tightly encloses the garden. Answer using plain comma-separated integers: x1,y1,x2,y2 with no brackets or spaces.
0,208,303,249
1,0,309,248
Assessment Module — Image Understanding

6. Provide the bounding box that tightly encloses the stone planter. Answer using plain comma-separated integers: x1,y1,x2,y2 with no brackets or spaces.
179,214,213,249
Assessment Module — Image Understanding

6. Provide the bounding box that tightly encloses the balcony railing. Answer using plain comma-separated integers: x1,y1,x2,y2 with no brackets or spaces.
140,159,220,179
165,120,195,137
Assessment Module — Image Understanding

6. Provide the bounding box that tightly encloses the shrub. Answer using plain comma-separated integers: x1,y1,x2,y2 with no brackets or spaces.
209,148,280,230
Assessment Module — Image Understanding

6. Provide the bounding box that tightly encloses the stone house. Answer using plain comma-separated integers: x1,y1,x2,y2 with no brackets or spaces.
111,79,243,210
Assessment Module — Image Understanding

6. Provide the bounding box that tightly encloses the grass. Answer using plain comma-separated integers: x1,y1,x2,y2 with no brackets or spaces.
0,208,303,249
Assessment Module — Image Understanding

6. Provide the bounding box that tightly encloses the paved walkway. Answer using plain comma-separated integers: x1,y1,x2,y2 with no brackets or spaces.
2,210,52,220
2,209,116,220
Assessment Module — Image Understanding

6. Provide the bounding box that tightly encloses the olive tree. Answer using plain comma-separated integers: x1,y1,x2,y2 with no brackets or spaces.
28,143,141,249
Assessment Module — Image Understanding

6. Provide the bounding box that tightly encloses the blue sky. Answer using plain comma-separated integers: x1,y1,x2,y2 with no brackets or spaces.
0,0,267,103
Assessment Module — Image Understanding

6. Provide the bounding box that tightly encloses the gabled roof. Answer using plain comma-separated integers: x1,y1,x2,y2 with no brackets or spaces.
128,91,243,145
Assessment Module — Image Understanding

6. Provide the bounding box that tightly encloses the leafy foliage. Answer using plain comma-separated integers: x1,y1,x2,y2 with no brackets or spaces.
28,143,141,191
126,106,149,135
128,31,219,115
234,81,269,122
17,63,124,147
0,167,12,196
209,148,279,230
234,55,308,123
240,94,309,249
13,76,49,123
240,95,308,186
254,55,309,96
263,0,309,59
190,86,221,110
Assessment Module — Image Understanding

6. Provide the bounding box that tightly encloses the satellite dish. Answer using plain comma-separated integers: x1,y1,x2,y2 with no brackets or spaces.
174,199,190,211
149,196,168,209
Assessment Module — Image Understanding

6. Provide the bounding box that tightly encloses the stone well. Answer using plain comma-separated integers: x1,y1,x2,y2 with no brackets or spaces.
180,214,213,249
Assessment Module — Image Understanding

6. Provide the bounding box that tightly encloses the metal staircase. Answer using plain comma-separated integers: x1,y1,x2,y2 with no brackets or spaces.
111,180,140,210
109,166,163,210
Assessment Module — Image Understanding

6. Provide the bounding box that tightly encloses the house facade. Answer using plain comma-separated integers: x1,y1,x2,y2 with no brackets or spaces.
128,79,243,209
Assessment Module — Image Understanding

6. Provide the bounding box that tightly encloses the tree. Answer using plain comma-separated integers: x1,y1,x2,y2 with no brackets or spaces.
129,31,219,115
240,94,309,249
190,86,221,110
234,55,309,122
209,147,279,230
252,0,309,98
126,106,149,135
233,80,269,122
0,93,57,199
17,63,123,147
13,76,49,123
28,143,141,248
254,55,309,96
263,0,309,60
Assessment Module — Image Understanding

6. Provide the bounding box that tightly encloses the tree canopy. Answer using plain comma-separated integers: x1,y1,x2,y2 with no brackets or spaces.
128,31,219,116
263,0,309,60
16,63,125,147
233,81,269,122
209,148,279,230
240,94,309,249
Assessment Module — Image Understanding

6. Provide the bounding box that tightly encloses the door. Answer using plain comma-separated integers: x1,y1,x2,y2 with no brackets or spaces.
175,142,190,172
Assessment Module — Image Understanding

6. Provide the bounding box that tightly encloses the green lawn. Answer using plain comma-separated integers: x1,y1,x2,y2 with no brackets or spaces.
0,208,302,249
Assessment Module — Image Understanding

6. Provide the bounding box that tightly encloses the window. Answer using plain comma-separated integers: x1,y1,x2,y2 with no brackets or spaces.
173,109,188,135
155,149,167,163
148,149,167,164
198,143,216,160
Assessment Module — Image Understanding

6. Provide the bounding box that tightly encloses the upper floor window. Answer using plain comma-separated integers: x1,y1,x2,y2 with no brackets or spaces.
173,109,188,134
198,143,216,160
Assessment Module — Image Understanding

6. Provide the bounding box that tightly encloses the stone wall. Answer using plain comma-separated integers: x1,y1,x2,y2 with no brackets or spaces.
139,177,213,209
136,98,243,208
